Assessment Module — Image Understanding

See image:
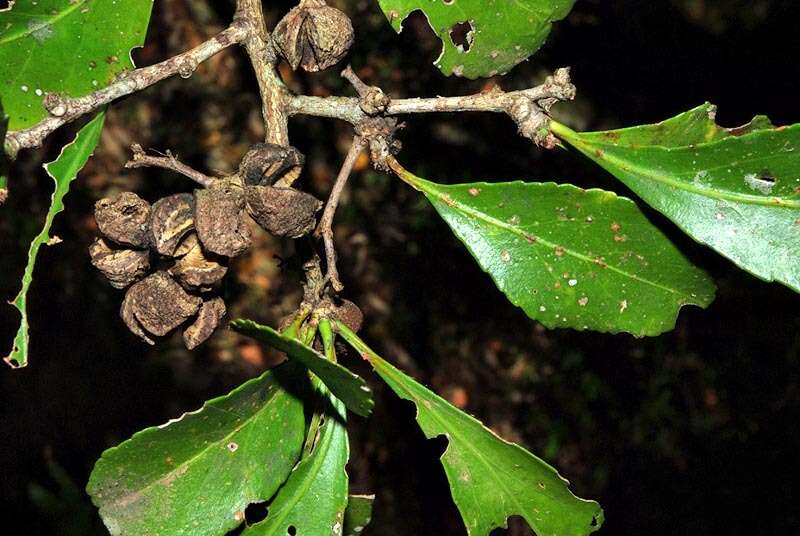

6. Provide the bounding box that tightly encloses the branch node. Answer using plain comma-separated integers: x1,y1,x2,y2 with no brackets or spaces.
342,65,390,116
43,93,68,117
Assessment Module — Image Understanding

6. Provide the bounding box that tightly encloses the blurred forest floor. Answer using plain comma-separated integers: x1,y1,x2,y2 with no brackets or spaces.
2,0,800,534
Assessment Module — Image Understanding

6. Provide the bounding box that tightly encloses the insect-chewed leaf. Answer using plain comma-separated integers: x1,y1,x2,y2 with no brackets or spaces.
242,396,349,536
230,319,374,417
4,112,106,368
0,0,154,129
394,165,715,337
337,323,603,536
551,104,800,292
376,0,575,78
87,363,308,536
343,495,375,536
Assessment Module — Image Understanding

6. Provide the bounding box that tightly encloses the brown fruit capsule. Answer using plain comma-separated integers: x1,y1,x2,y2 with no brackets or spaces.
273,1,354,72
183,297,226,350
149,193,195,256
89,238,150,289
169,234,228,291
95,192,151,248
195,180,252,257
120,271,202,343
333,299,363,333
245,185,322,238
239,143,304,186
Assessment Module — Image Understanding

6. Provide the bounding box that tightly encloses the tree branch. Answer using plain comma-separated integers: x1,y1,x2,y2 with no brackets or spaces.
235,0,291,146
4,23,248,157
124,144,216,187
316,136,365,292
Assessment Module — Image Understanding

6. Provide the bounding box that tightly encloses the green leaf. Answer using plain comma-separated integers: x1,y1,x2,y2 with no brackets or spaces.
3,111,105,368
87,363,308,536
551,104,800,292
0,0,153,130
343,495,375,536
376,0,575,79
242,397,349,536
393,165,715,336
337,323,603,536
231,319,375,417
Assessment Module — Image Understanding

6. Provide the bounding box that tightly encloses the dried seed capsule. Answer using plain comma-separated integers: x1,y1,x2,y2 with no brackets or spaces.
169,234,228,291
195,180,252,257
149,193,195,256
273,1,354,72
245,185,322,238
120,271,202,343
89,238,150,289
94,191,151,248
333,299,363,333
183,297,226,350
239,143,305,186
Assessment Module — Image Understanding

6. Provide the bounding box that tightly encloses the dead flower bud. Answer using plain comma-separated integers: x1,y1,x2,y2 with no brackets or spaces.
273,1,354,73
169,234,228,291
333,299,363,333
149,193,195,256
194,180,252,257
94,191,151,248
183,297,226,350
239,143,305,186
89,238,150,289
245,185,322,238
120,271,202,344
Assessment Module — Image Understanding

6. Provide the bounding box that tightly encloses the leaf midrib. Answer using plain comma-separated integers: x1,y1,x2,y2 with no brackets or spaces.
425,186,688,298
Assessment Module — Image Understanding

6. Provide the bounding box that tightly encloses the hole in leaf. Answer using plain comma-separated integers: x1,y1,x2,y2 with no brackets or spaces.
0,1,12,10
449,21,474,52
287,526,297,535
245,502,269,525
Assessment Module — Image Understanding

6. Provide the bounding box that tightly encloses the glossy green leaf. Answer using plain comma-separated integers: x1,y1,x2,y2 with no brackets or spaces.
231,319,374,417
394,165,715,336
376,0,575,78
551,104,800,292
343,495,375,536
337,323,603,536
87,363,308,536
243,397,349,535
3,111,105,368
0,0,153,130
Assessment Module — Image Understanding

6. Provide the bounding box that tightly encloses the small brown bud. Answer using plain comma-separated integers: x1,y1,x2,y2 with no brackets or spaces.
273,1,354,72
195,180,252,257
120,271,202,344
333,299,363,333
183,297,226,350
149,193,195,256
245,185,322,238
94,192,151,248
239,143,304,186
169,234,228,291
89,238,150,289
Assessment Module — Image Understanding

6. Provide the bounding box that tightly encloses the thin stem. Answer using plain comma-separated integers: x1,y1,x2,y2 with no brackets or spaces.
4,24,247,156
124,144,216,187
316,136,365,292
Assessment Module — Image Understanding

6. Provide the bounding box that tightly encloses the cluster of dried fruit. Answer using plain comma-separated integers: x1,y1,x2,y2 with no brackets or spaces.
90,144,322,349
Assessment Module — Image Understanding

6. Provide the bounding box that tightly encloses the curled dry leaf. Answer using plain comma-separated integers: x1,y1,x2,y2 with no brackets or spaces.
149,193,195,256
183,297,226,350
239,143,305,186
89,238,150,289
245,185,322,238
195,180,252,257
273,1,354,72
169,234,228,291
94,191,151,248
120,271,202,344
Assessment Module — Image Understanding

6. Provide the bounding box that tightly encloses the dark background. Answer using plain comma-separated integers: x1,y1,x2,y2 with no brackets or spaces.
2,0,800,534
